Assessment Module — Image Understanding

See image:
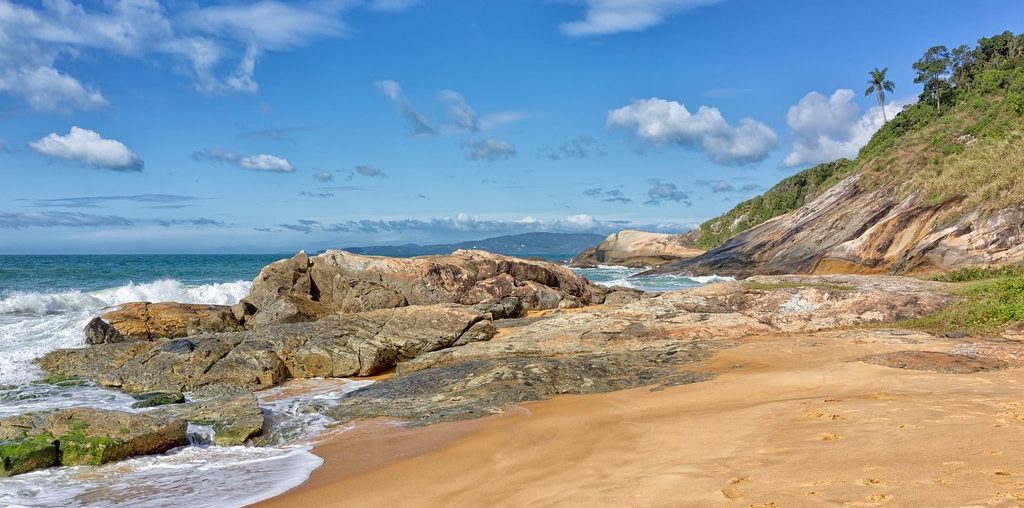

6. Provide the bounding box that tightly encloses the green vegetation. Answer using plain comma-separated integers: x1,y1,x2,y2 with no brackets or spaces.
696,159,855,249
929,265,1024,282
697,31,1024,250
58,431,122,466
902,275,1024,335
865,67,896,122
0,434,59,477
745,281,855,292
130,391,185,409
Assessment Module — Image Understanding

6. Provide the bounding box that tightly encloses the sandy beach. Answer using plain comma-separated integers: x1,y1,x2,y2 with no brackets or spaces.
260,332,1024,507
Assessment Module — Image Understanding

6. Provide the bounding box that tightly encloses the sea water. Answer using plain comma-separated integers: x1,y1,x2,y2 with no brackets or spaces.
0,254,723,507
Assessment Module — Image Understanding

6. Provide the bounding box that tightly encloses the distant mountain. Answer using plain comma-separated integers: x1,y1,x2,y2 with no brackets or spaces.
345,232,606,259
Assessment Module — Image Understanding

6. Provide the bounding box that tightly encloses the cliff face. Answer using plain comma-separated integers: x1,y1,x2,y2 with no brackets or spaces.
663,173,1024,276
570,230,703,268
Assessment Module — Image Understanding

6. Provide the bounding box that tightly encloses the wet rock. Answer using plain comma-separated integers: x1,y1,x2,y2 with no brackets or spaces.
156,392,264,446
861,351,1009,373
40,304,496,394
84,302,242,344
131,391,185,408
0,408,187,475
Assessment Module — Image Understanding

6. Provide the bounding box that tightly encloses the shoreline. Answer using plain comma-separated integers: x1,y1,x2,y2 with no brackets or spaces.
259,332,1024,507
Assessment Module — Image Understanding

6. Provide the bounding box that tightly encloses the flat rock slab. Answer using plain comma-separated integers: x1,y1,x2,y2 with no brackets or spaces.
860,351,1008,373
85,302,242,344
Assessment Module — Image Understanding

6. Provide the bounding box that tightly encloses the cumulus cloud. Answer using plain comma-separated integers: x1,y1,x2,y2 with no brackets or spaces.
645,180,689,206
0,211,132,229
560,0,719,37
29,127,142,171
783,89,910,167
355,165,386,177
375,80,437,136
193,149,295,173
462,138,517,161
313,170,334,182
438,89,480,131
607,98,777,165
0,0,408,109
694,179,733,193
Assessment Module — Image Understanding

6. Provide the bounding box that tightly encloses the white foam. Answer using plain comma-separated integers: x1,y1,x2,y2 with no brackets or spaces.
0,444,323,508
0,279,251,386
570,265,733,293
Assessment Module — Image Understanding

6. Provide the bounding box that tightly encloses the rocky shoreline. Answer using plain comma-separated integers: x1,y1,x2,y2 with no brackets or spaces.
4,249,1019,479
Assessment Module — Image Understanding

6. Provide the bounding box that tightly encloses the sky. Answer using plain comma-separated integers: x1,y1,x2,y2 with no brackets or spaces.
0,0,1020,254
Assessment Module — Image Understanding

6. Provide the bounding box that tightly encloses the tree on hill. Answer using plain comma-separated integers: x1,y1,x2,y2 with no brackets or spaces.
913,45,952,113
865,67,896,122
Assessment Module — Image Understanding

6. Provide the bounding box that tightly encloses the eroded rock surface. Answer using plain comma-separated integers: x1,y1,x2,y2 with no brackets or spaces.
42,304,495,394
236,249,607,327
85,302,242,344
0,409,187,476
662,173,1024,276
571,229,704,268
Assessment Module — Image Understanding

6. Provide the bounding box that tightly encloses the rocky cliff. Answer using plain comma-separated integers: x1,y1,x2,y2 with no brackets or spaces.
570,230,703,268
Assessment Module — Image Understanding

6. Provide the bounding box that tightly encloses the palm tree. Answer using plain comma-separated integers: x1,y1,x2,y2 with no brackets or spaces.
865,67,896,122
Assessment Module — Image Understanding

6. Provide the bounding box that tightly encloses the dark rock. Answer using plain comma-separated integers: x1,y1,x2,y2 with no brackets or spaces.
131,392,185,408
860,350,1008,373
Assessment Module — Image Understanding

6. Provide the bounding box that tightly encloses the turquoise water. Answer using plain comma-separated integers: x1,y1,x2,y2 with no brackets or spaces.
0,255,281,294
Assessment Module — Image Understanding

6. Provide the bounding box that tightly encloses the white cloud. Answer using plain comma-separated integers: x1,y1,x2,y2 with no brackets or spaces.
367,0,422,12
560,0,719,37
783,89,910,167
438,89,480,131
462,138,517,161
313,170,334,182
0,0,392,109
29,127,142,171
607,97,777,165
0,66,108,112
193,148,295,173
375,79,437,136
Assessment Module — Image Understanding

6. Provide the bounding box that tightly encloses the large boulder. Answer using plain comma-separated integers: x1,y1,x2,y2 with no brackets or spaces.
236,249,607,327
85,302,242,344
40,304,497,394
0,408,187,476
156,392,264,446
570,230,704,268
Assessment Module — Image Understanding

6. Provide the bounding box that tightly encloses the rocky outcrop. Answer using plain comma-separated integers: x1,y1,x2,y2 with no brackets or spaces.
41,304,497,394
234,249,607,327
570,230,703,268
157,392,264,446
85,302,242,344
661,174,1024,277
330,274,953,425
0,408,187,476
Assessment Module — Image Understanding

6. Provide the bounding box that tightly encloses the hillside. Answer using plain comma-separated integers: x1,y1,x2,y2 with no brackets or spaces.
344,232,604,258
665,31,1024,276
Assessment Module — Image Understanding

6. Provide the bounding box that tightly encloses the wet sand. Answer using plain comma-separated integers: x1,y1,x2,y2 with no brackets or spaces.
258,333,1024,507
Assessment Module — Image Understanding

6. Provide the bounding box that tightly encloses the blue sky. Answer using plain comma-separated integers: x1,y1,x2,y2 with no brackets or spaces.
0,0,1020,253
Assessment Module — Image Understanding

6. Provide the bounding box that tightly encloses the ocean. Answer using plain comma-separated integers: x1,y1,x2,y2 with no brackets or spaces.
0,254,725,507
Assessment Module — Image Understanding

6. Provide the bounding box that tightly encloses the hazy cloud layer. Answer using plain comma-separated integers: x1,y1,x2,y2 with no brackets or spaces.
462,138,517,161
783,89,910,167
608,98,777,165
0,211,132,229
23,194,201,208
561,0,719,37
29,127,143,171
543,135,603,160
193,149,295,173
645,180,690,206
272,213,696,236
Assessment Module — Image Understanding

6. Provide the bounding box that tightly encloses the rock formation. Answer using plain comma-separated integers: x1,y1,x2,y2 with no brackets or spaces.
570,230,703,268
235,249,608,327
85,302,242,344
661,173,1024,277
